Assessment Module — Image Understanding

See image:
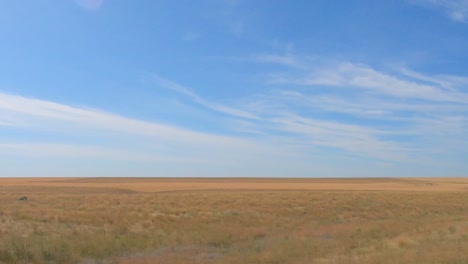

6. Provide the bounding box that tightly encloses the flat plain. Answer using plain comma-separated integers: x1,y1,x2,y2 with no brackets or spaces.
0,177,467,263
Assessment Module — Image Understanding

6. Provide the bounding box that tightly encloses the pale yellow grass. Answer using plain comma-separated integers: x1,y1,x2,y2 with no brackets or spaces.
0,177,466,263
1,177,467,192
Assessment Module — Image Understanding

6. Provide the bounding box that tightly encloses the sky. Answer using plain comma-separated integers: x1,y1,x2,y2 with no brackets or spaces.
0,0,467,177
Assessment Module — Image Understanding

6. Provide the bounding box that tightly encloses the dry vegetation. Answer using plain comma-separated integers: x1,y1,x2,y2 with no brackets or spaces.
0,178,467,263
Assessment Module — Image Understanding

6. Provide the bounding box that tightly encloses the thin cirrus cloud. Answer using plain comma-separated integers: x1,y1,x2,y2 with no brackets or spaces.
1,54,466,176
0,91,254,146
241,53,468,160
147,73,432,163
267,62,467,103
1,55,467,176
257,53,468,111
410,0,468,22
0,91,315,176
151,74,259,120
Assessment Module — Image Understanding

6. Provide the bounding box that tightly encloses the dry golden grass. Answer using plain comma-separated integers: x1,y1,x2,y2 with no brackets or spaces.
0,177,466,263
1,177,467,192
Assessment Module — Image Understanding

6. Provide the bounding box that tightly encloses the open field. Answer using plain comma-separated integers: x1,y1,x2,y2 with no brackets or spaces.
0,177,467,263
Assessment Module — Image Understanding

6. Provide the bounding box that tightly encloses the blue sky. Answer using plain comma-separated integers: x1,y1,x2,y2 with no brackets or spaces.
0,0,467,177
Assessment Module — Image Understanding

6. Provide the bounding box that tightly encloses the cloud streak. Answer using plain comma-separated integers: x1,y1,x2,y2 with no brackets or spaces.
151,74,258,119
146,73,438,162
269,62,468,103
410,0,468,22
0,92,244,145
0,91,323,176
236,53,468,165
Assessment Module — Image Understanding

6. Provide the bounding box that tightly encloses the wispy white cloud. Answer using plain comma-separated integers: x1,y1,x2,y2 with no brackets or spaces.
230,53,468,165
269,62,468,102
270,114,414,160
276,91,467,120
0,91,324,176
146,73,428,162
145,58,468,165
0,92,245,145
149,57,468,165
75,0,105,11
2,53,467,176
400,68,468,92
151,74,258,119
410,0,468,22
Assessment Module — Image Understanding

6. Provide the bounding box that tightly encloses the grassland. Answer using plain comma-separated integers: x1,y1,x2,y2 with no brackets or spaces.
0,177,466,263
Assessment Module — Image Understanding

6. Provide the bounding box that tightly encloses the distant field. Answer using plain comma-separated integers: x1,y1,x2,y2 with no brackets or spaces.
0,177,467,263
1,177,467,192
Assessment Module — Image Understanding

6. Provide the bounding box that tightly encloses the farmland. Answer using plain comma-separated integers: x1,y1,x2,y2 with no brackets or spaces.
0,177,467,263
